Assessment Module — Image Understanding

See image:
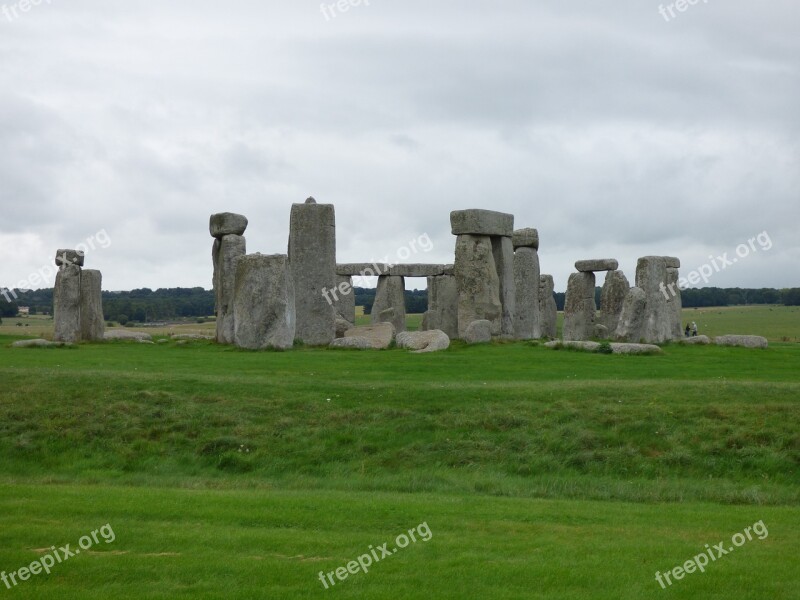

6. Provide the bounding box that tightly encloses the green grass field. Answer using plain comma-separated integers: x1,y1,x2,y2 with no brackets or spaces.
0,306,798,598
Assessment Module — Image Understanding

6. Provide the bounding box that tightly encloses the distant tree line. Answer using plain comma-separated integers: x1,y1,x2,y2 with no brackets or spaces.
2,285,799,322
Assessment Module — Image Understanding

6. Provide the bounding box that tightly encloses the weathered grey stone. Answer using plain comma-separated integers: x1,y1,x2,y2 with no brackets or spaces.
492,236,516,336
598,270,630,337
336,263,390,277
450,209,514,237
593,324,609,339
104,329,152,341
610,343,663,355
714,335,768,349
55,249,84,267
425,275,459,339
329,336,371,350
664,256,681,269
377,307,396,324
372,276,406,333
539,275,558,339
454,235,502,337
680,335,711,345
513,247,540,339
305,196,316,204
512,228,539,250
575,259,619,272
636,256,673,343
11,339,72,348
544,340,601,351
615,287,647,342
333,275,355,324
79,269,104,341
335,316,351,339
442,264,455,276
464,319,492,344
344,322,395,349
170,334,214,340
209,212,248,238
213,234,246,344
563,272,596,341
396,330,450,353
387,264,447,277
233,253,295,350
665,266,683,340
289,201,336,345
53,264,81,343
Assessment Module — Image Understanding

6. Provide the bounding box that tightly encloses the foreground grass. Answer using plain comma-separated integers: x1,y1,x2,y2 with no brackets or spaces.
0,483,797,599
1,336,798,505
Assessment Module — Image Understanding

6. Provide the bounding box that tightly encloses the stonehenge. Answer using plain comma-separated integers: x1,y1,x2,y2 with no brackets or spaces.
206,201,682,350
53,250,104,343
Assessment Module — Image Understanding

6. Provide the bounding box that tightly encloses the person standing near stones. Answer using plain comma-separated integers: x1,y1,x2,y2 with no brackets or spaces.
691,321,698,337
685,323,691,338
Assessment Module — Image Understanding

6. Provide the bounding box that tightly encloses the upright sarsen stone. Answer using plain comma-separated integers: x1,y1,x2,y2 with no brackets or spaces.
636,256,672,343
425,274,459,339
79,269,104,341
563,272,596,341
598,270,630,338
213,234,246,344
289,200,336,345
233,254,295,350
666,266,683,340
492,236,516,336
333,274,355,324
513,246,540,339
539,275,557,339
454,234,502,337
53,264,81,343
615,287,647,342
372,275,406,333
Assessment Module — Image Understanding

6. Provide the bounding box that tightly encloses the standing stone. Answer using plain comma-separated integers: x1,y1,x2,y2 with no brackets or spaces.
333,274,355,324
454,234,502,337
598,270,630,338
213,234,246,344
563,272,596,341
666,266,683,340
53,264,82,343
492,236,516,336
372,276,406,333
513,246,540,339
289,201,336,345
79,269,104,341
425,275,458,339
538,275,557,339
636,256,672,343
615,287,647,342
233,254,295,350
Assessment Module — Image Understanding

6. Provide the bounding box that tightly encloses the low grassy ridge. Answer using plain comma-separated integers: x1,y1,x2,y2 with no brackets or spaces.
0,307,798,597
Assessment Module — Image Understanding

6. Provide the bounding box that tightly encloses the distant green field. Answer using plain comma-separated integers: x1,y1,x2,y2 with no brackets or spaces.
0,305,798,597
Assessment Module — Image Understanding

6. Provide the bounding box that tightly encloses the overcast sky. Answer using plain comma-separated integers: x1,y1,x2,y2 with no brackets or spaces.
1,0,798,294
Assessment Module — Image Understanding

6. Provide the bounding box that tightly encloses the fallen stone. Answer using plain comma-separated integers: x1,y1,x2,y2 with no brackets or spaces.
714,335,768,349
544,340,601,351
344,322,395,349
610,343,664,355
396,330,450,353
233,253,296,350
330,336,372,350
11,339,71,348
209,212,248,238
512,228,539,250
55,249,85,267
464,319,492,344
450,209,514,237
680,335,711,345
575,259,619,272
170,334,214,340
104,330,153,341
